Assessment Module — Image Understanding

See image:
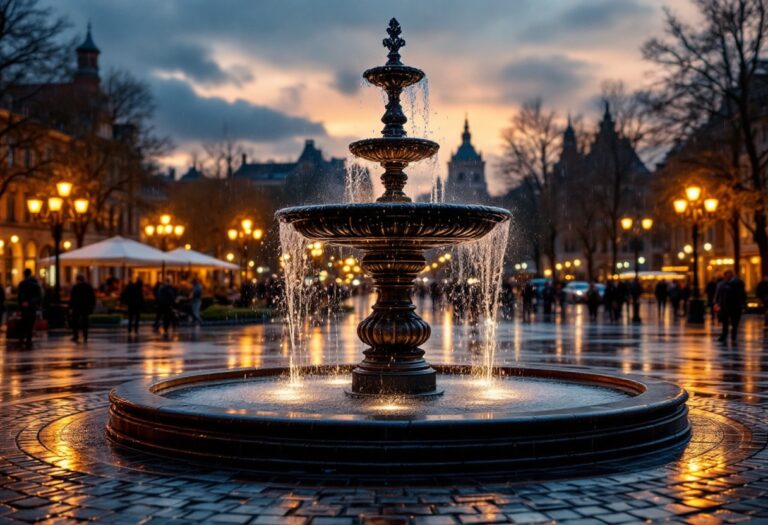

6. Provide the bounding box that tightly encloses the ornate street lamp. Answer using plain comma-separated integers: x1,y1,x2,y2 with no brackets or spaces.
227,218,264,281
27,181,90,302
144,213,185,278
620,215,653,323
673,185,718,323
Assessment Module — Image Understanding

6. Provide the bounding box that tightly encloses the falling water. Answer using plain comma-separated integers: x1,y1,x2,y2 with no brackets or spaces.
405,77,430,138
451,222,511,381
344,161,374,203
278,222,315,384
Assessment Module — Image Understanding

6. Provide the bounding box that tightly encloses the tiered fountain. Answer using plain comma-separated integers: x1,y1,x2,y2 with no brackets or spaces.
107,20,690,479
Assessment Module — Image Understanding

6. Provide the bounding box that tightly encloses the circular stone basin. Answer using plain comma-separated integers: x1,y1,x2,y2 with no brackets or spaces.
107,365,690,478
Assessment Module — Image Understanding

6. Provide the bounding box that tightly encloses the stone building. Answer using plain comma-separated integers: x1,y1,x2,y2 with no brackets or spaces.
0,25,143,288
233,139,347,204
553,106,665,280
444,118,490,204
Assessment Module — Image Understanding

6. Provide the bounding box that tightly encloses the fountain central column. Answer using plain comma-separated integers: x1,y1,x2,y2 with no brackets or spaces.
352,250,438,396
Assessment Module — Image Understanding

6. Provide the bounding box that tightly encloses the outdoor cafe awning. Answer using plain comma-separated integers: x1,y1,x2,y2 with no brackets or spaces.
166,248,239,270
39,236,187,267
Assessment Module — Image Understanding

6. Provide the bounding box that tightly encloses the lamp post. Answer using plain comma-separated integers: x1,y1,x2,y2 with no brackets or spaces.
227,218,263,283
620,215,653,323
26,181,90,303
144,213,185,278
673,185,719,324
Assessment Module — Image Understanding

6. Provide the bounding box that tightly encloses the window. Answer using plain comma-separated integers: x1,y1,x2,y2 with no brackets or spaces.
6,193,16,222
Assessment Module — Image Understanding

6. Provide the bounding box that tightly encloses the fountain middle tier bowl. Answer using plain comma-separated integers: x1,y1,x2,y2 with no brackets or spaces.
276,202,511,249
349,137,439,164
107,365,691,480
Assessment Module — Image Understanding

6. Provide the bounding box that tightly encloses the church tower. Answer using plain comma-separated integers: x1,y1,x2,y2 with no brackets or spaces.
445,116,489,203
74,24,100,90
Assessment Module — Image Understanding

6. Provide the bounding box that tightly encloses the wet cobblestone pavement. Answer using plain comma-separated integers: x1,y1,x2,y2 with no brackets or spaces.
1,300,768,523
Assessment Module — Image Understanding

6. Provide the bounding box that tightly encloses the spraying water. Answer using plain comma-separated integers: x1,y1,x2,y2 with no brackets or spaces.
451,222,510,381
278,222,315,384
344,161,374,203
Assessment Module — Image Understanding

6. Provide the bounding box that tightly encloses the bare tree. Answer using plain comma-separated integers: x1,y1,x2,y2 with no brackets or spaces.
500,98,562,277
0,0,71,197
203,128,248,180
57,69,170,246
643,0,768,278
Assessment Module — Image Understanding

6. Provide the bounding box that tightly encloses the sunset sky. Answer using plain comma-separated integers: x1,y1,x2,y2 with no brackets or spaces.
46,0,698,196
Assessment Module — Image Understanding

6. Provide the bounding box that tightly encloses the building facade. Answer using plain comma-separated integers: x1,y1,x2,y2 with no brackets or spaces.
444,118,490,204
0,25,144,289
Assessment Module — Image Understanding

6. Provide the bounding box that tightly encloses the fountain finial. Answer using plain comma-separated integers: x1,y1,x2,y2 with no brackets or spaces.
383,18,405,65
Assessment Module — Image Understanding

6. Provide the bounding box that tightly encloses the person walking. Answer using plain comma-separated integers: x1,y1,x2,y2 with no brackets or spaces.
616,281,629,321
521,281,534,323
121,278,144,335
69,274,96,343
152,280,162,331
586,282,601,321
705,278,718,321
604,281,617,322
17,268,42,348
669,281,681,318
654,280,668,317
0,280,6,327
157,278,177,339
715,270,746,343
680,280,691,317
756,275,768,331
630,278,643,322
190,277,203,325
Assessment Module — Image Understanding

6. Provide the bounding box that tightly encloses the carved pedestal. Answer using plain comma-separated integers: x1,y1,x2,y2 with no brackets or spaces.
351,249,438,396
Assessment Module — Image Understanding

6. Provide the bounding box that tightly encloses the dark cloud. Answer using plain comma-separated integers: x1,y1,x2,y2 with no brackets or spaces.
499,55,593,104
153,42,250,86
333,69,362,95
519,0,653,44
151,78,325,142
560,0,651,29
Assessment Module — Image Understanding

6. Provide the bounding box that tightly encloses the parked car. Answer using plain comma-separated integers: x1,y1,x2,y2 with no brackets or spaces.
562,281,605,304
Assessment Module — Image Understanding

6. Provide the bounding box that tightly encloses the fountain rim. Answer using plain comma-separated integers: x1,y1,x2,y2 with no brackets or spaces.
275,202,513,222
109,364,686,426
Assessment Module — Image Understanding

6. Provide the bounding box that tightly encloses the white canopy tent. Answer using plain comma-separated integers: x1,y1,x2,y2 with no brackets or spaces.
166,248,238,270
40,236,187,267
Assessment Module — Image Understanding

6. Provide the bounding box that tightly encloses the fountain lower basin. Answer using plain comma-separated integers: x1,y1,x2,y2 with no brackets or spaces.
107,365,690,478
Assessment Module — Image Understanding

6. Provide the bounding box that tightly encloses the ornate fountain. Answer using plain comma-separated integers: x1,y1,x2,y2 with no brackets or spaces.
277,19,509,396
106,20,690,479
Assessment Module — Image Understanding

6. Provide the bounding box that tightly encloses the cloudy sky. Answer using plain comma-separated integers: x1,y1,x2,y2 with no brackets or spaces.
45,0,697,196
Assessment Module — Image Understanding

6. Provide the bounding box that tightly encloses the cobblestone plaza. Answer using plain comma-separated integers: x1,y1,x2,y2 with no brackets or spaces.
0,300,766,524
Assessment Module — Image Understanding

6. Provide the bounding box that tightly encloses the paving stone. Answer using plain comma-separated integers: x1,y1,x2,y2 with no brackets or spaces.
0,319,765,524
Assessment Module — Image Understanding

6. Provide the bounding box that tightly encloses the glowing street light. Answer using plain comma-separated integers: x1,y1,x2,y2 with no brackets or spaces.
619,213,654,322
27,180,90,302
673,185,719,323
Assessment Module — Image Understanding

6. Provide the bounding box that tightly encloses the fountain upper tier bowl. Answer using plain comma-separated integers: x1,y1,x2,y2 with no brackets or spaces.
348,137,439,164
276,202,511,250
363,64,424,89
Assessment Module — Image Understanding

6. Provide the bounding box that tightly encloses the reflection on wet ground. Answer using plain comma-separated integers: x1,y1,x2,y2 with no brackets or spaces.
1,296,768,522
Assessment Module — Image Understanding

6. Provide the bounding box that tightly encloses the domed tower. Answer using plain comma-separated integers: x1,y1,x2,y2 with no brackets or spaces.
74,23,100,90
444,116,489,203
